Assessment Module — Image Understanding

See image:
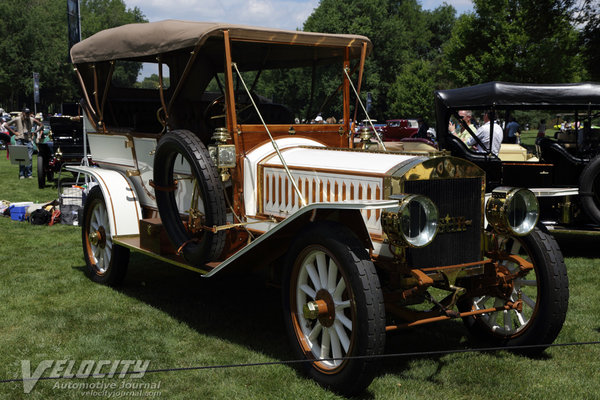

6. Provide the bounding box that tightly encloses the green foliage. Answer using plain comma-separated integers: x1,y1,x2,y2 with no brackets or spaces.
389,59,437,121
111,60,144,89
0,0,146,113
302,0,455,121
443,0,581,86
135,74,171,90
80,0,146,40
0,0,596,127
579,0,600,81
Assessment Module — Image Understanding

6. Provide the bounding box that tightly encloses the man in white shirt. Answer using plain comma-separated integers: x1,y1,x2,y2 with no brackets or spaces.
466,110,503,156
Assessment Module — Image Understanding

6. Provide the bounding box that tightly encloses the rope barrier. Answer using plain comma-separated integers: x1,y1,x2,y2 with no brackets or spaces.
3,340,599,384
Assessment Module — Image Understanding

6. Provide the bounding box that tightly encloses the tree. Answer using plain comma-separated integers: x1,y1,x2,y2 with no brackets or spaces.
388,59,437,121
0,0,145,113
443,0,581,87
302,0,451,120
578,0,600,81
80,0,145,40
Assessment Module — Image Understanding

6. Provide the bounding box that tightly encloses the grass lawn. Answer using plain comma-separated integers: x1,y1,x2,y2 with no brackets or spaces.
1,151,600,399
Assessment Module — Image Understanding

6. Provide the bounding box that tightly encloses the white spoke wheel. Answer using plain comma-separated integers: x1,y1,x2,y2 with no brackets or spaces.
283,222,385,396
82,186,129,285
459,227,568,354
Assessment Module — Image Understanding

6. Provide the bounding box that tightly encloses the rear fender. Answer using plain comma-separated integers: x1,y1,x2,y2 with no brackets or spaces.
65,166,142,237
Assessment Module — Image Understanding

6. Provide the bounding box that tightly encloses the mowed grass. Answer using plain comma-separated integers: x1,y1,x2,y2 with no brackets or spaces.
1,151,600,399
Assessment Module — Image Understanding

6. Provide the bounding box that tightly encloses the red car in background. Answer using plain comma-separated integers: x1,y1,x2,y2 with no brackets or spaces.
382,118,419,141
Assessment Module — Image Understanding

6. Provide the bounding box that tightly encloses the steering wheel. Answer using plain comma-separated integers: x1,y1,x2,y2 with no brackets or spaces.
203,92,260,130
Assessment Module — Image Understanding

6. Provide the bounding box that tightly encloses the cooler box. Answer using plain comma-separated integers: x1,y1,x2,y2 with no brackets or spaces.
9,202,34,221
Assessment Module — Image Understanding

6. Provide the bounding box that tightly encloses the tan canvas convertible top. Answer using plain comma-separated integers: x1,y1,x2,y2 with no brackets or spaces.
70,19,372,64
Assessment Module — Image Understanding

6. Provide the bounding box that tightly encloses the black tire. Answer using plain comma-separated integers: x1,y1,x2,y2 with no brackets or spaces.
579,155,600,224
459,227,569,354
153,129,226,265
282,222,385,396
82,186,130,285
37,154,45,189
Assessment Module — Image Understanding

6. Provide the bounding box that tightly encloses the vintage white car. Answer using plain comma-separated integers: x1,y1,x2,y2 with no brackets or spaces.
69,20,568,395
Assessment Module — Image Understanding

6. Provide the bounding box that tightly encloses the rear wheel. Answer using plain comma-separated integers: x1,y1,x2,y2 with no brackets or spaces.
459,228,568,354
82,186,129,285
282,222,385,396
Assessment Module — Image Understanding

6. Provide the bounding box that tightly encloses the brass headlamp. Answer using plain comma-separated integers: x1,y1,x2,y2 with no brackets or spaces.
485,187,539,236
382,194,439,248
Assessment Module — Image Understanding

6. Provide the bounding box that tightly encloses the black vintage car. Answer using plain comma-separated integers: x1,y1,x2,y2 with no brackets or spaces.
37,112,87,188
435,82,600,231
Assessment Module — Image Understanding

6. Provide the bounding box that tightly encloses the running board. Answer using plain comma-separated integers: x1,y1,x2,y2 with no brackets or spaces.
114,235,215,275
529,187,579,197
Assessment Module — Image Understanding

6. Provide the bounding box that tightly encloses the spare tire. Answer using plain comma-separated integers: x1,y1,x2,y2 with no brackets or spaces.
579,155,600,225
153,129,227,265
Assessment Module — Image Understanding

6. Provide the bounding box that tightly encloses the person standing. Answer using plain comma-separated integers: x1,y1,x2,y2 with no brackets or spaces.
505,117,520,144
0,113,11,160
466,110,503,156
4,108,43,179
415,116,429,139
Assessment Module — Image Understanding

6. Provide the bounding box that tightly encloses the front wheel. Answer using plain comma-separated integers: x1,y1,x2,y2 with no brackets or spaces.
82,186,130,285
459,227,569,354
282,222,385,396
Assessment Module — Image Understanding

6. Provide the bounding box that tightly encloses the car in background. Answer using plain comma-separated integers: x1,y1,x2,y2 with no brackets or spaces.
37,105,88,188
435,81,600,232
381,118,419,140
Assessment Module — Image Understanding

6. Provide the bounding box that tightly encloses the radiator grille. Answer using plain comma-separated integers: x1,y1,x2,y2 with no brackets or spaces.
404,178,482,268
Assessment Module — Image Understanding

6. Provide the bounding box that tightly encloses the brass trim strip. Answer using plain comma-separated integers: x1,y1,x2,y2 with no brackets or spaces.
351,42,368,147
100,61,115,127
74,67,97,119
91,64,104,132
262,163,388,179
157,57,169,131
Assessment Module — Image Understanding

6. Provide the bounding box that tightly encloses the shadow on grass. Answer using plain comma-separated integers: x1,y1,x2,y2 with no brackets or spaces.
75,253,292,361
553,233,600,258
72,252,554,397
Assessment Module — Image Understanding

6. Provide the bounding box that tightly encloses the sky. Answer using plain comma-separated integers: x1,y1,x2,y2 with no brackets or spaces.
123,0,474,31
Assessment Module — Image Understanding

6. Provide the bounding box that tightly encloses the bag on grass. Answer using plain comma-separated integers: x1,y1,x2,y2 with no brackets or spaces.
30,209,52,225
49,209,61,226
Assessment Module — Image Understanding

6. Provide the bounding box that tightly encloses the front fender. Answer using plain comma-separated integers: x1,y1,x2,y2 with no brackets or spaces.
204,200,398,277
65,166,142,237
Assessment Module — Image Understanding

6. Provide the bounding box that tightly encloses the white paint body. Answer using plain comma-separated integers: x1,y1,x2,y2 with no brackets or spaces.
244,138,420,235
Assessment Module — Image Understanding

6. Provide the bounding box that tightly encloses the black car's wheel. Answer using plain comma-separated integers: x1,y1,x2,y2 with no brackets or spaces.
37,154,45,188
82,186,130,285
579,155,600,224
459,227,568,355
153,129,226,266
282,222,385,396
